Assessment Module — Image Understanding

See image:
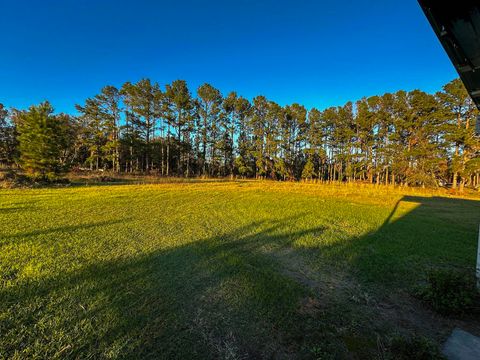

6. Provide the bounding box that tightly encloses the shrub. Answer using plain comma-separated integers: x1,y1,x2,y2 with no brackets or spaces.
387,335,445,360
418,269,477,315
0,169,33,188
0,169,70,188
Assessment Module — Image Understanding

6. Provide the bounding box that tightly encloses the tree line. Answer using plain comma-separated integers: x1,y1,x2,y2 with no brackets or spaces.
0,78,479,189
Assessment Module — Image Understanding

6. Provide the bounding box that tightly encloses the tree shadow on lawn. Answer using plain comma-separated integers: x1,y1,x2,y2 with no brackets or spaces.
2,195,480,359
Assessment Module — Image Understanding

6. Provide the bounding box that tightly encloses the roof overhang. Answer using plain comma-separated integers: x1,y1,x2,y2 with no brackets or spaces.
418,0,480,110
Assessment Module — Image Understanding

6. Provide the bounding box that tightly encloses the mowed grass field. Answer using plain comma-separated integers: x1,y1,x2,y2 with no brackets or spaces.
1,181,479,359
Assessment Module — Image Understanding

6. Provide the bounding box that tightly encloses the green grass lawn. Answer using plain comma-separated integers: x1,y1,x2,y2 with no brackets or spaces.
1,181,479,359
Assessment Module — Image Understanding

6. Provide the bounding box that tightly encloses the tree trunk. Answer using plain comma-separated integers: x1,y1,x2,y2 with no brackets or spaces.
166,124,170,176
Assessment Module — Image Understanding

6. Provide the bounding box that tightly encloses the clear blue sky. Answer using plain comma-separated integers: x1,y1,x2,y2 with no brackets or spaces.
1,0,457,114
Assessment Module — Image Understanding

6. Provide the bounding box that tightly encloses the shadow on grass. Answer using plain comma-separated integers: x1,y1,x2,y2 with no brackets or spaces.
1,219,129,245
1,195,479,358
0,205,38,214
2,219,339,359
318,195,480,288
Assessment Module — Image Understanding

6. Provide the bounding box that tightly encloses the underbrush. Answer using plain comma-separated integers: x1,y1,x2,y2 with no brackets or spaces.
416,269,478,315
386,335,445,360
0,169,70,188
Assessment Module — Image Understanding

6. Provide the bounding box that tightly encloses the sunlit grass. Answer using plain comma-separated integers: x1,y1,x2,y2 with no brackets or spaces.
1,181,479,358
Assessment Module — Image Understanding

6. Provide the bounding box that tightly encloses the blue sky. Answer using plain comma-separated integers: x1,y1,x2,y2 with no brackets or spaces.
1,0,457,114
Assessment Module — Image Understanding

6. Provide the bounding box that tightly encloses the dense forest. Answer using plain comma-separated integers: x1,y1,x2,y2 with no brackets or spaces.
0,78,479,189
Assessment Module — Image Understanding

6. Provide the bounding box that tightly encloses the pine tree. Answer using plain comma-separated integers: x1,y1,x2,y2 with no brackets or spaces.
406,90,445,187
250,96,269,179
5,77,477,189
121,79,160,172
15,102,74,179
75,99,106,170
306,108,326,180
164,80,194,176
222,92,237,177
234,97,253,177
301,158,315,180
0,104,17,166
95,86,122,172
196,83,222,176
437,79,479,190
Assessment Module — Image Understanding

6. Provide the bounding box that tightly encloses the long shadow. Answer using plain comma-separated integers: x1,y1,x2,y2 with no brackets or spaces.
1,195,479,359
0,205,38,214
1,219,333,359
316,195,480,289
1,219,130,245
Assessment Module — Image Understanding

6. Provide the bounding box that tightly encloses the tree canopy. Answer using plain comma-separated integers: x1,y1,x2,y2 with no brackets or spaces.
1,78,479,188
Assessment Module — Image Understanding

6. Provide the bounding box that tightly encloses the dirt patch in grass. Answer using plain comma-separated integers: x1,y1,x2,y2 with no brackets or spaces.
272,246,480,358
